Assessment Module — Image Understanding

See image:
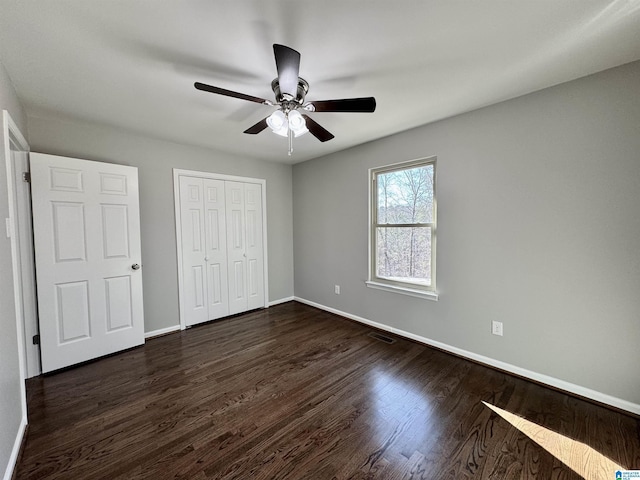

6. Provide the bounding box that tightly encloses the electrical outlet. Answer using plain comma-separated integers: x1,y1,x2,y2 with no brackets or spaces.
492,321,503,336
334,285,340,295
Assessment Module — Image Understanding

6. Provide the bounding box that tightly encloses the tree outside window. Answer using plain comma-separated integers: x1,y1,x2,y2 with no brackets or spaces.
371,158,436,292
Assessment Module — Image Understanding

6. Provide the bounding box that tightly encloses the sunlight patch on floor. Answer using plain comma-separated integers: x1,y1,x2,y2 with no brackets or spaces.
483,401,625,480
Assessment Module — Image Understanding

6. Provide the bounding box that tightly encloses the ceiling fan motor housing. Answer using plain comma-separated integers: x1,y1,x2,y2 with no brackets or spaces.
271,77,309,107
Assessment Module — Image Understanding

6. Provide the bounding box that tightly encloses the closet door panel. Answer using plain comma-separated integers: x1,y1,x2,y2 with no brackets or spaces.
244,183,264,310
204,179,229,320
179,177,209,326
225,182,247,315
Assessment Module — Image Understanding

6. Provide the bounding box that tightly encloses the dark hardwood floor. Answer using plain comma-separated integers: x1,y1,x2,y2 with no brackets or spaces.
16,301,640,479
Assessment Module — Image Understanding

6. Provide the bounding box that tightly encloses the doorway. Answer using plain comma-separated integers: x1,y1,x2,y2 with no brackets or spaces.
3,110,39,379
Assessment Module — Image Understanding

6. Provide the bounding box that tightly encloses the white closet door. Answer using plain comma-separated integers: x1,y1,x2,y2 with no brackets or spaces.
203,179,229,320
31,153,145,373
225,181,247,315
179,176,209,326
244,183,264,310
179,176,231,326
175,171,267,327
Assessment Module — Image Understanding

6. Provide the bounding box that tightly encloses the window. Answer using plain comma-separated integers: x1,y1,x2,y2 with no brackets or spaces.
367,157,437,299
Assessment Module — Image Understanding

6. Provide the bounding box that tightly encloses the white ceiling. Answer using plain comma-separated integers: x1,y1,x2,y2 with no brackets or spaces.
1,1,640,164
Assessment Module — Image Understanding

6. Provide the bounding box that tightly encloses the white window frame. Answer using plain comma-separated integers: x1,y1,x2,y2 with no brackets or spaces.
366,156,438,301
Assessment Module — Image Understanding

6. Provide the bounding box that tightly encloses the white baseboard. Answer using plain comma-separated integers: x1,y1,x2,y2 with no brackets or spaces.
144,299,297,338
268,296,294,307
144,325,181,339
3,415,27,480
294,296,640,416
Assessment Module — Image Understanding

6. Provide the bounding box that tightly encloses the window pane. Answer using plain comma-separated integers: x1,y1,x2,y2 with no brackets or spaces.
376,227,431,286
377,164,434,224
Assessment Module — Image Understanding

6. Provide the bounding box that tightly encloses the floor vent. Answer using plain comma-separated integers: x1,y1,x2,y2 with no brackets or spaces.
367,331,397,344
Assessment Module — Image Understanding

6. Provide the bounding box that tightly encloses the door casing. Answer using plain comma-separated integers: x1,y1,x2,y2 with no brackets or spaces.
5,121,39,378
2,110,30,438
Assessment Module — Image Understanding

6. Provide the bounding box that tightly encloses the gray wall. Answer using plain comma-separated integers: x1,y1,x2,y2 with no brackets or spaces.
27,117,294,333
293,60,640,406
0,60,27,480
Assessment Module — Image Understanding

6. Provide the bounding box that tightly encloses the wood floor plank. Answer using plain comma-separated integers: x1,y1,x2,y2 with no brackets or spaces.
15,302,640,479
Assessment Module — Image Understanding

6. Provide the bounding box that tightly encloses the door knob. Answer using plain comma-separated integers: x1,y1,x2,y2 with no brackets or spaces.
131,263,141,270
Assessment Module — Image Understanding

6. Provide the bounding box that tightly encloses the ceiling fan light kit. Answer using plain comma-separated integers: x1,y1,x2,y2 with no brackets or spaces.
195,44,376,156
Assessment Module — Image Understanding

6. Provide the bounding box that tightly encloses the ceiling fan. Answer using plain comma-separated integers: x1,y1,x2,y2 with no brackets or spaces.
195,44,376,155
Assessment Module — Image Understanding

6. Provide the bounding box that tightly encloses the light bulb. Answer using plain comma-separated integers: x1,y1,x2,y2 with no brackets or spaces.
287,110,308,137
267,110,287,132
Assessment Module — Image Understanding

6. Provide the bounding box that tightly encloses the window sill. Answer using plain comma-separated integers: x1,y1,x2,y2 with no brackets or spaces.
365,281,439,301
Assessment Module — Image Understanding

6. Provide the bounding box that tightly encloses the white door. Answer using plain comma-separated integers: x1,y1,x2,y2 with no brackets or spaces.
175,170,267,328
244,182,264,311
226,181,247,315
204,179,230,320
226,181,265,315
31,153,145,373
179,176,229,326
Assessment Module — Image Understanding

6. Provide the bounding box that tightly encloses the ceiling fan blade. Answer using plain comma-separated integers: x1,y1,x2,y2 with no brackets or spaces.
309,97,376,113
273,44,301,99
302,114,335,142
243,117,269,134
194,82,269,104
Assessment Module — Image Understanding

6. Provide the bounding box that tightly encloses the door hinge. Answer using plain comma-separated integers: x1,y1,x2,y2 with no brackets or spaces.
32,334,40,345
22,172,31,183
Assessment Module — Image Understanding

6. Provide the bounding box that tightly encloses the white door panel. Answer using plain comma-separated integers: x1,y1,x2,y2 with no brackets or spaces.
31,153,144,373
179,176,209,326
204,179,229,320
244,183,264,310
104,275,133,330
179,177,230,325
192,266,205,307
226,182,247,315
102,204,130,258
